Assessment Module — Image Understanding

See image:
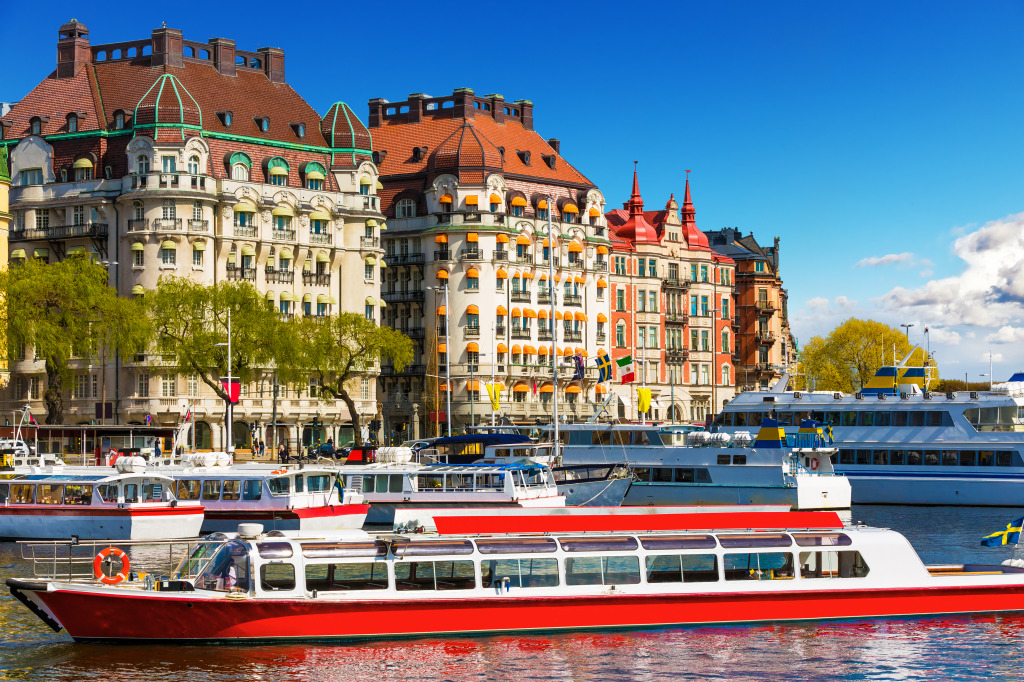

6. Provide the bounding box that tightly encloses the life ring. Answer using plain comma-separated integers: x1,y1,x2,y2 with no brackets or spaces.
810,458,819,471
271,469,287,475
93,546,130,585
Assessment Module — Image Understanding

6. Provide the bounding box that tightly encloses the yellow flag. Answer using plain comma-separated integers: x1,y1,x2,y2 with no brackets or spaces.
486,383,500,411
637,387,652,413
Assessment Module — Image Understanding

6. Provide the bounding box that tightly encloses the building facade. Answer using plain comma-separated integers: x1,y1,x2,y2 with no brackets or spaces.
606,170,737,424
370,89,612,440
0,148,9,389
0,21,385,451
705,228,796,390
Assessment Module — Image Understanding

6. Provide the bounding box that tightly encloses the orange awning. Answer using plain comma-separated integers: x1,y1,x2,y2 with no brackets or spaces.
523,345,537,355
439,194,453,204
516,234,531,245
466,268,480,278
496,234,509,244
565,384,582,393
465,196,479,206
596,278,607,288
563,203,579,214
574,312,587,322
575,347,587,357
439,382,450,392
524,308,538,319
542,237,556,247
489,193,502,204
467,304,479,314
539,346,550,356
511,344,522,354
513,382,529,392
567,242,583,253
540,383,554,394
466,232,479,242
497,343,508,353
511,197,528,207
437,344,447,353
496,305,508,315
467,380,481,390
539,272,548,281
596,245,609,255
554,272,562,282
563,347,574,357
496,268,508,279
435,234,448,243
538,309,549,319
437,269,449,280
554,311,563,320
437,305,447,315
522,271,535,279
589,207,601,217
511,308,522,317
537,199,548,210
574,276,585,284
597,313,608,323
595,384,608,394
467,342,480,352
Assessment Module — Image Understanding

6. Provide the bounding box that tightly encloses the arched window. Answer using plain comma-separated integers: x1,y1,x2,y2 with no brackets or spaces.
194,422,213,450
396,198,416,219
161,199,176,220
616,324,625,348
721,329,730,353
30,118,41,136
137,154,150,174
114,112,125,130
188,155,200,175
67,114,78,133
722,364,730,386
232,163,249,181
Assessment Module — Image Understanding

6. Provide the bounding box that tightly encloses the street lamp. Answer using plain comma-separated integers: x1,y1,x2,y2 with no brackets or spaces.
96,260,118,426
900,323,914,340
214,308,233,454
426,285,452,437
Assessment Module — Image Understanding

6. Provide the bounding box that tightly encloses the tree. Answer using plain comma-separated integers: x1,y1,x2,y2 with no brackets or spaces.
2,256,151,423
798,318,937,392
147,277,292,445
282,313,413,446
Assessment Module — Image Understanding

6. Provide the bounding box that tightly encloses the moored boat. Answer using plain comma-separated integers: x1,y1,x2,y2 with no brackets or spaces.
11,512,1024,642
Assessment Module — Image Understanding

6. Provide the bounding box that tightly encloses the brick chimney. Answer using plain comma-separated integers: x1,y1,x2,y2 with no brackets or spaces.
452,88,475,119
547,138,560,154
407,93,426,123
150,26,183,68
257,46,285,83
56,19,91,79
485,93,505,124
210,37,236,77
367,98,387,128
514,99,534,131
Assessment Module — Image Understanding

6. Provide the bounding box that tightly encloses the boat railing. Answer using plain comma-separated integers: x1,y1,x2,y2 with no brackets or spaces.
19,537,213,582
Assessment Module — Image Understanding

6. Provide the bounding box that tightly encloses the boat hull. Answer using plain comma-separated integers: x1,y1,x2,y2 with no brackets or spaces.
200,504,368,533
842,470,1024,506
558,478,632,507
0,506,204,540
622,480,850,511
16,581,1024,643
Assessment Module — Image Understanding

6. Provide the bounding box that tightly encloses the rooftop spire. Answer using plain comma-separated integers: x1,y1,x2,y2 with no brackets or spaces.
625,160,644,216
681,170,695,225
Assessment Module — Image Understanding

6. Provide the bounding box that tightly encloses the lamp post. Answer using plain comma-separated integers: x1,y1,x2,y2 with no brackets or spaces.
214,308,233,453
97,260,117,427
547,195,559,451
427,285,452,437
900,323,914,340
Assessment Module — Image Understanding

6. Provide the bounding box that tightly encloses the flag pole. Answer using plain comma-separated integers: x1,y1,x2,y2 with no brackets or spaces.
548,195,559,453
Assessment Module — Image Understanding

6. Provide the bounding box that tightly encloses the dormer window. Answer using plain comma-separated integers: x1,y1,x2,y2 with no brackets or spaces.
67,114,78,133
114,112,125,130
30,118,41,136
291,122,306,139
516,150,530,166
217,111,233,128
541,154,556,170
411,146,428,163
254,116,270,133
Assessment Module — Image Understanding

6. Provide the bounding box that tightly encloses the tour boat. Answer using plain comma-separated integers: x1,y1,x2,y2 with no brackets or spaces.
542,419,850,510
715,353,1024,505
11,512,1024,642
0,466,203,540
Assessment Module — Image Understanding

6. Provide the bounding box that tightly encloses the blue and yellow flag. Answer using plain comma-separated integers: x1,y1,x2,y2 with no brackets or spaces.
981,516,1024,547
334,471,346,500
596,353,613,383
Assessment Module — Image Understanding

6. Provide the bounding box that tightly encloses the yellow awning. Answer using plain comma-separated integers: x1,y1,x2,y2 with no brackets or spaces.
511,344,522,354
280,292,293,302
73,157,93,169
366,219,378,227
565,384,582,393
130,242,144,252
310,210,331,220
538,346,550,356
523,345,536,355
437,343,447,353
266,291,275,301
596,384,608,394
521,271,534,280
537,199,548,210
510,308,522,317
574,312,588,321
513,383,529,393
10,249,25,259
272,206,294,217
305,170,325,180
496,305,507,315
279,248,293,259
365,256,377,265
321,294,333,304
66,246,85,255
466,232,478,242
234,202,257,213
575,347,588,357
489,193,502,204
376,181,383,190
131,285,146,295
465,195,479,206
511,197,527,207
467,342,480,352
574,276,586,284
360,176,372,185
378,259,387,268
466,268,479,278
364,296,377,306
589,207,601,217
597,313,608,323
439,194,453,204
379,222,387,231
562,203,579,213
241,245,256,256
161,240,177,250
269,166,289,177
379,299,386,308
524,309,538,319
496,268,508,279
542,237,556,247
303,293,312,302
497,343,508,353
316,251,329,262
540,384,554,394
437,305,447,315
467,379,481,390
538,309,549,319
597,278,608,288
192,241,206,251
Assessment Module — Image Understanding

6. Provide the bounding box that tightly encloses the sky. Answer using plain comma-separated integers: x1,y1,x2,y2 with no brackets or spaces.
3,1,1023,381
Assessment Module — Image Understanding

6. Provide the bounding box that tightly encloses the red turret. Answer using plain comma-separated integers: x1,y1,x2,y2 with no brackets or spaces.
615,163,658,242
680,171,709,250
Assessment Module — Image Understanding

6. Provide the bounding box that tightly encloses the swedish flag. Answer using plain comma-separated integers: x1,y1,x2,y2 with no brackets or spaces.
334,471,346,500
596,353,612,383
981,516,1024,546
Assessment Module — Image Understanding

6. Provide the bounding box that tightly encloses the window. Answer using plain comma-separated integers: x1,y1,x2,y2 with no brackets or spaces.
192,201,203,221
274,215,291,231
35,209,49,229
115,112,125,130
30,119,41,135
616,290,625,311
161,244,176,265
646,554,719,583
724,552,795,580
690,295,698,316
162,200,176,220
193,247,204,267
638,290,646,312
362,378,371,400
638,327,646,349
649,291,657,312
648,259,656,277
305,562,388,592
364,262,374,280
512,203,524,217
365,304,374,321
185,155,199,175
722,297,730,320
701,330,710,351
359,182,370,196
616,324,625,347
396,198,416,218
722,364,730,385
271,173,286,187
648,326,658,348
161,374,175,397
162,156,176,173
187,373,199,398
481,558,558,588
137,155,150,174
133,248,145,267
396,560,476,591
467,272,479,290
721,330,730,353
72,205,85,225
75,164,92,181
20,169,43,186
137,373,150,397
232,163,249,181
700,265,708,282
799,551,869,578
133,201,144,221
637,258,645,276
67,115,78,133
565,556,640,586
537,207,549,220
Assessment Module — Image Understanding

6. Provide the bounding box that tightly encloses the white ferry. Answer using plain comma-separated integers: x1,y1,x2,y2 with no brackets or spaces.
715,359,1024,506
0,466,203,540
11,513,1024,642
545,420,850,510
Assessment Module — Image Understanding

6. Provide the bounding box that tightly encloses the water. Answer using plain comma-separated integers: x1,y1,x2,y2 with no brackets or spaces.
2,505,1024,681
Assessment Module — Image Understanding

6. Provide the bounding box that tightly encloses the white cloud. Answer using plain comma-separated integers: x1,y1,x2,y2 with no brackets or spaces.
985,326,1024,344
919,269,933,278
833,296,856,310
855,252,916,268
927,328,961,345
805,297,829,314
983,352,1004,363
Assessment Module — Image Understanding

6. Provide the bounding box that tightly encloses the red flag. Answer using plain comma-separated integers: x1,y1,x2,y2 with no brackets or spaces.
221,379,241,404
531,380,537,395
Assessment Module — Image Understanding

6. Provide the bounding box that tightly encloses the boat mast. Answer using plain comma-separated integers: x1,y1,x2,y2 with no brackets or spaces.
548,195,559,453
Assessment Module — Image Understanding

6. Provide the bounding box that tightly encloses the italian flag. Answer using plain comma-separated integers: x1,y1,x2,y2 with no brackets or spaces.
617,355,635,383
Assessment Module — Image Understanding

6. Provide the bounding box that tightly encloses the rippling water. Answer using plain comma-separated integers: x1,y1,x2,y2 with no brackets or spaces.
2,505,1024,681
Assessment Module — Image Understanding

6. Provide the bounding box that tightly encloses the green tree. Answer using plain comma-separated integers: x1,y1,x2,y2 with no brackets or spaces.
2,256,151,423
799,318,936,392
147,277,292,445
282,313,413,445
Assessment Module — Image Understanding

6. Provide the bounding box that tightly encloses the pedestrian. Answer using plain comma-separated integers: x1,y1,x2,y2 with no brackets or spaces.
259,439,266,458
277,443,285,464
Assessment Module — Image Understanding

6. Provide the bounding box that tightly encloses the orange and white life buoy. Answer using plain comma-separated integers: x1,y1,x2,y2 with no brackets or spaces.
810,458,819,471
93,546,130,585
271,469,287,475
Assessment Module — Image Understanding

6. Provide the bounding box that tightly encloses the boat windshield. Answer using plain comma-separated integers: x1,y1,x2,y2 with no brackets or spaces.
175,538,251,592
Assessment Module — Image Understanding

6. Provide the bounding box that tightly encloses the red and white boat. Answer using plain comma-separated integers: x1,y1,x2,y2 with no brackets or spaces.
10,511,1024,642
0,468,203,540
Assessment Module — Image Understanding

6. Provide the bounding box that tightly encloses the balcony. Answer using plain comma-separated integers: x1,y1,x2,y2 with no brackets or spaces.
563,294,582,307
403,327,425,339
757,332,776,345
590,261,609,272
596,332,607,344
265,269,294,284
665,312,689,326
379,363,426,377
514,254,534,265
511,328,532,340
188,219,209,233
566,258,584,270
361,236,379,248
152,218,183,231
128,172,208,191
272,229,296,241
538,291,552,304
756,300,777,314
465,325,481,338
127,219,149,232
495,325,506,336
563,331,583,342
434,250,453,262
463,211,482,223
226,266,256,282
666,348,690,361
511,291,532,303
539,329,553,341
390,253,425,266
458,248,484,262
234,225,257,238
382,290,425,303
11,222,108,241
303,273,331,286
755,362,775,373
492,250,508,263
309,231,333,245
662,278,691,290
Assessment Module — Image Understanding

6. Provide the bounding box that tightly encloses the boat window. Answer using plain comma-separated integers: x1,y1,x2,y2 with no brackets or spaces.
732,455,747,465
242,479,262,500
646,554,718,583
889,450,905,465
9,484,33,504
633,431,651,446
890,411,908,427
260,563,296,591
633,467,651,482
302,541,389,558
591,430,612,446
733,412,747,427
923,450,940,465
724,552,794,580
294,475,304,493
36,484,63,504
674,468,711,483
997,451,1014,467
475,537,558,554
748,412,763,427
268,477,290,495
906,450,922,465
718,533,792,548
799,550,869,578
202,480,222,500
717,455,730,465
857,411,874,427
821,411,839,426
257,542,294,559
793,533,851,547
856,450,870,465
872,450,888,465
418,474,443,491
222,480,241,500
98,484,118,502
926,411,942,427
909,411,926,427
830,452,838,465
403,540,475,556
559,536,638,553
652,467,672,483
612,430,630,446
565,556,641,586
63,484,92,505
640,535,717,550
979,451,995,466
874,411,891,426
941,450,958,466
307,474,330,492
305,562,388,591
0,484,8,503
198,543,250,592
396,560,476,590
124,483,139,503
482,557,559,588
177,480,201,500
839,450,855,465
145,483,164,502
959,451,976,466
777,412,793,425
841,412,857,427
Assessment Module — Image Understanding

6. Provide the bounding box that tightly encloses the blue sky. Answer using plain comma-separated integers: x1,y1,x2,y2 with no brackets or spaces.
4,2,1023,380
